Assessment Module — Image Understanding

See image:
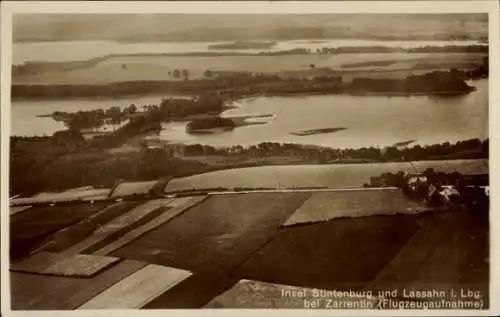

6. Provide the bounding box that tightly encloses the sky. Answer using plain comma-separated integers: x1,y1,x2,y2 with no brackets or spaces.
13,14,488,42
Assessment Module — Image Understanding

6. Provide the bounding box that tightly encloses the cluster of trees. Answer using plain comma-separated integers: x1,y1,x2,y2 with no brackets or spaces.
314,45,488,55
467,56,488,79
11,136,50,144
367,168,488,211
368,169,465,189
86,94,224,146
51,104,140,131
158,94,224,118
186,117,235,132
203,70,214,78
49,94,225,133
407,45,488,53
90,114,162,149
179,138,488,162
389,138,488,161
168,69,190,80
261,48,311,55
348,70,474,94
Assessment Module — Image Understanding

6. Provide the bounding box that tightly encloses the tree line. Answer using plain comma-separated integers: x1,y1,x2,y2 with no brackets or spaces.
314,45,488,55
177,138,488,162
10,135,488,196
349,70,474,94
13,65,479,100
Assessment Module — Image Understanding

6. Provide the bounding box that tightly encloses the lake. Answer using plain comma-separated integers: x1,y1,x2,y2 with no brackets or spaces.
164,159,489,192
12,79,488,148
150,79,488,148
13,39,482,65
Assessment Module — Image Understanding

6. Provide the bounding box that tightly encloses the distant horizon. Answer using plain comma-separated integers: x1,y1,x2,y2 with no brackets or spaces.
13,13,488,43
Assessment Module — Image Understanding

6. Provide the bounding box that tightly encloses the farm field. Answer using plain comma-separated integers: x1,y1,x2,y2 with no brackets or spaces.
12,52,486,85
282,188,427,226
10,202,112,261
164,159,489,192
111,192,312,274
10,190,489,309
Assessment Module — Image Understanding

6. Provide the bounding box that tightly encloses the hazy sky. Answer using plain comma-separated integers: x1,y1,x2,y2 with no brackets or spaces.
13,14,488,42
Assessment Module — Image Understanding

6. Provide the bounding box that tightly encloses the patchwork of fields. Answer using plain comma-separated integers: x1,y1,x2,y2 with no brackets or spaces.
13,52,486,85
9,188,489,309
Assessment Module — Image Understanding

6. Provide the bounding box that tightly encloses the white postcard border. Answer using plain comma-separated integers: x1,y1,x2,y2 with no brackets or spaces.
1,1,499,316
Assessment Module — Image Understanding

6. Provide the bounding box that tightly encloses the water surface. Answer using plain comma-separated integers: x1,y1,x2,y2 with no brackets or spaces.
152,79,488,148
12,80,488,147
13,39,482,65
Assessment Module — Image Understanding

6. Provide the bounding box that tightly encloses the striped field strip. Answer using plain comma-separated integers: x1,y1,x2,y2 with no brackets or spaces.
40,253,120,277
61,199,173,255
110,181,158,198
29,202,126,255
11,260,147,310
94,199,173,234
78,264,192,309
11,252,120,277
11,251,66,273
92,196,207,256
10,205,32,216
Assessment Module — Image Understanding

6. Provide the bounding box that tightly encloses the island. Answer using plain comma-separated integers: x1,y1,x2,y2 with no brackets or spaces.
290,127,347,136
393,140,416,147
208,41,277,50
186,114,273,135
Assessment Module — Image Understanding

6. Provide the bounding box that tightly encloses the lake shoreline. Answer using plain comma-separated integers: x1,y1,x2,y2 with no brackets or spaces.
12,81,483,104
11,82,477,101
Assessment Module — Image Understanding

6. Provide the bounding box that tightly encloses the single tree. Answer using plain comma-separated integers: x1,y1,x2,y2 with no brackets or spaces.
204,69,214,78
128,104,137,114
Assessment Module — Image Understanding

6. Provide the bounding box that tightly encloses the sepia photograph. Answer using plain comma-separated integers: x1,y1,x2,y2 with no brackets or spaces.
1,1,497,314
